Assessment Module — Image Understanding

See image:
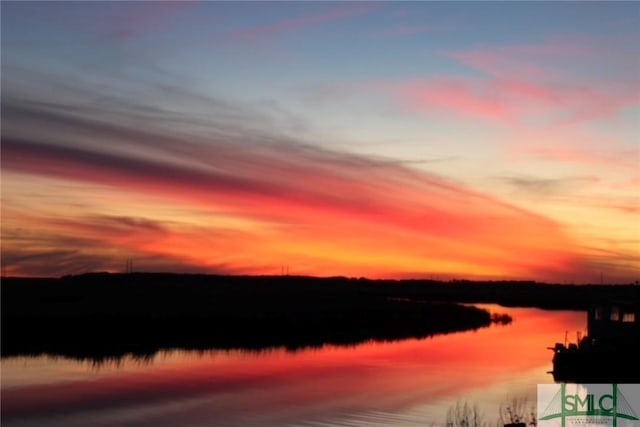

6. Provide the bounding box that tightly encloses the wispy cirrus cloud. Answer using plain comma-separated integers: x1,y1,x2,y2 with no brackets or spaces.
383,75,638,125
444,40,595,80
496,175,639,215
221,3,379,44
385,78,514,121
496,175,600,197
521,145,639,170
2,3,638,283
444,32,640,80
5,1,196,42
102,1,195,40
380,23,440,38
1,86,581,280
380,34,640,125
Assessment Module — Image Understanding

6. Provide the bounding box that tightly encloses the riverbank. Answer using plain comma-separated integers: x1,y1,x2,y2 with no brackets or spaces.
3,273,636,360
2,273,506,360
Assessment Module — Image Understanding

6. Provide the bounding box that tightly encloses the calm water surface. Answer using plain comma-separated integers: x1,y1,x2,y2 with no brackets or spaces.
1,306,586,426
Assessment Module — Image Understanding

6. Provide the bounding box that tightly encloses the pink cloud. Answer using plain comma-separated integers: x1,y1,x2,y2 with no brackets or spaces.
391,78,512,120
447,38,603,74
446,50,551,80
379,34,640,125
383,75,639,125
223,3,378,43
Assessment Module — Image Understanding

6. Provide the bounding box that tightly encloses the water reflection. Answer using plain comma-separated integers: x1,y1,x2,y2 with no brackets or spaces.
1,306,586,427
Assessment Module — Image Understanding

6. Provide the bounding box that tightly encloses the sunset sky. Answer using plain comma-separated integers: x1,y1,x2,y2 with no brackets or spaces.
2,2,638,282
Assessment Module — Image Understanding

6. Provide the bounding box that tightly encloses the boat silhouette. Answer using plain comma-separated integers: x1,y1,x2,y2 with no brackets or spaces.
550,299,640,382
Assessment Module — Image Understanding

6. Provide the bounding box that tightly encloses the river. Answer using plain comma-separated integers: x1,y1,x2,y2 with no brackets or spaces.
1,305,586,426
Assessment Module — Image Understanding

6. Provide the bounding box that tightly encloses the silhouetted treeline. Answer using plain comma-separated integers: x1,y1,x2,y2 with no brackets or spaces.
3,273,636,361
381,278,640,310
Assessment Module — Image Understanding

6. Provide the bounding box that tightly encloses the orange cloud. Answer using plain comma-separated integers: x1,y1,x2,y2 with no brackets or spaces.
2,128,579,280
4,84,635,282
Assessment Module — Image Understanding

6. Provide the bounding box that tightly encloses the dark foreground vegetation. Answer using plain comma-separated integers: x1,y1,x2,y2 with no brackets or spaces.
2,273,637,360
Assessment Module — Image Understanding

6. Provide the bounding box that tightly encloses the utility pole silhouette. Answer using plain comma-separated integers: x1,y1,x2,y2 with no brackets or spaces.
125,259,134,274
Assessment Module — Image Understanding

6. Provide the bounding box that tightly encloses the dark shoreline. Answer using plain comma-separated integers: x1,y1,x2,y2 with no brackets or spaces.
2,273,637,361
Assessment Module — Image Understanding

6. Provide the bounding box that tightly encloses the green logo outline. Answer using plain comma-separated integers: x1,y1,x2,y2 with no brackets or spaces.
540,384,639,427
